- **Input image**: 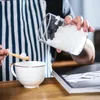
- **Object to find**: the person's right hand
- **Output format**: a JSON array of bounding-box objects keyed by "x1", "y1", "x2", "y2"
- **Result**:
[{"x1": 0, "y1": 45, "x2": 9, "y2": 65}]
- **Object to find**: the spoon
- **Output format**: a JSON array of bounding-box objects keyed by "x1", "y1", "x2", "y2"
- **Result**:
[{"x1": 8, "y1": 51, "x2": 30, "y2": 61}]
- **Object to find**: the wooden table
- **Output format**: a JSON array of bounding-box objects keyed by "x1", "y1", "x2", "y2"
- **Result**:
[
  {"x1": 52, "y1": 60, "x2": 79, "y2": 68},
  {"x1": 0, "y1": 78, "x2": 100, "y2": 100}
]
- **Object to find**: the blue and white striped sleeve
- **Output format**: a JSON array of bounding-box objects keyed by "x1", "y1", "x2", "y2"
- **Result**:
[{"x1": 62, "y1": 0, "x2": 75, "y2": 18}]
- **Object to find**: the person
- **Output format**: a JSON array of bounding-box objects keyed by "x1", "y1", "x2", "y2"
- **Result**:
[
  {"x1": 46, "y1": 0, "x2": 95, "y2": 64},
  {"x1": 0, "y1": 0, "x2": 95, "y2": 81}
]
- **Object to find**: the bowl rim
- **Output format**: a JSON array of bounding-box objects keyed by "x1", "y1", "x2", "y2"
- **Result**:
[{"x1": 13, "y1": 61, "x2": 46, "y2": 68}]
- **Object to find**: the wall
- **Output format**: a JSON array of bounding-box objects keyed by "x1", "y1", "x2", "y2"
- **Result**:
[
  {"x1": 83, "y1": 0, "x2": 100, "y2": 29},
  {"x1": 69, "y1": 0, "x2": 100, "y2": 41},
  {"x1": 70, "y1": 0, "x2": 100, "y2": 29}
]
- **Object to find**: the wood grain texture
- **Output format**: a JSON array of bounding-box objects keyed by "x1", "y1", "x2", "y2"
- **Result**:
[
  {"x1": 0, "y1": 78, "x2": 100, "y2": 100},
  {"x1": 52, "y1": 61, "x2": 80, "y2": 68}
]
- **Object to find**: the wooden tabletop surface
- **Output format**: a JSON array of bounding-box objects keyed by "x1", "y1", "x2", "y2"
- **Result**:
[
  {"x1": 1, "y1": 78, "x2": 100, "y2": 100},
  {"x1": 52, "y1": 60, "x2": 79, "y2": 68}
]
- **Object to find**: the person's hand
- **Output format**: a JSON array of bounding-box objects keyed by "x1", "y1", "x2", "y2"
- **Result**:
[
  {"x1": 56, "y1": 15, "x2": 95, "y2": 53},
  {"x1": 0, "y1": 45, "x2": 9, "y2": 65},
  {"x1": 64, "y1": 15, "x2": 94, "y2": 32}
]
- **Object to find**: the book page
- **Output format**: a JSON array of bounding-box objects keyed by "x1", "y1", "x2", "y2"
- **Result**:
[{"x1": 62, "y1": 71, "x2": 100, "y2": 88}]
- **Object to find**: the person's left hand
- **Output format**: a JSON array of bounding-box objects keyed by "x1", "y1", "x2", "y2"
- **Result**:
[{"x1": 56, "y1": 16, "x2": 95, "y2": 53}]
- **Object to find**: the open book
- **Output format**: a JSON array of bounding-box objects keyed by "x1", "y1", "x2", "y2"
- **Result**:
[{"x1": 52, "y1": 63, "x2": 100, "y2": 94}]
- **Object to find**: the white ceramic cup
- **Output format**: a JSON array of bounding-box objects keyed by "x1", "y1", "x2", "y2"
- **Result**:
[{"x1": 10, "y1": 61, "x2": 45, "y2": 88}]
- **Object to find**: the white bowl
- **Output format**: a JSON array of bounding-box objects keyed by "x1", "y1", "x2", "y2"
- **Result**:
[{"x1": 11, "y1": 61, "x2": 45, "y2": 88}]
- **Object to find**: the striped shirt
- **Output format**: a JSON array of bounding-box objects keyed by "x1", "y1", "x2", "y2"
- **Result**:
[{"x1": 0, "y1": 0, "x2": 52, "y2": 81}]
